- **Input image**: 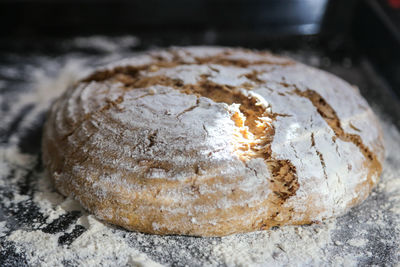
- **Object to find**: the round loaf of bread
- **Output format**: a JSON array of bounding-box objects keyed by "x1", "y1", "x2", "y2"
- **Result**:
[{"x1": 42, "y1": 47, "x2": 384, "y2": 236}]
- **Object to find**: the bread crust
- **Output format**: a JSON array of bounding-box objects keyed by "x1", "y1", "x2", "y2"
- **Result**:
[{"x1": 42, "y1": 47, "x2": 384, "y2": 236}]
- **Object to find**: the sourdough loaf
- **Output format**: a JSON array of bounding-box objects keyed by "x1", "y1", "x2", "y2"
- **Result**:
[{"x1": 42, "y1": 47, "x2": 384, "y2": 236}]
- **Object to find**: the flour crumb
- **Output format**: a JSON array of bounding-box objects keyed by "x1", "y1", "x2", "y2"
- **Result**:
[{"x1": 347, "y1": 238, "x2": 368, "y2": 248}]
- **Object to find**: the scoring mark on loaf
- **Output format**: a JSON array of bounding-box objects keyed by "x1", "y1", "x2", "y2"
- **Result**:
[
  {"x1": 60, "y1": 87, "x2": 125, "y2": 141},
  {"x1": 311, "y1": 132, "x2": 328, "y2": 180}
]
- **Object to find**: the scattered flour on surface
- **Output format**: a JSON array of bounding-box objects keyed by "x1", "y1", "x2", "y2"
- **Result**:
[
  {"x1": 8, "y1": 215, "x2": 161, "y2": 267},
  {"x1": 211, "y1": 221, "x2": 336, "y2": 266},
  {"x1": 0, "y1": 47, "x2": 399, "y2": 266},
  {"x1": 347, "y1": 238, "x2": 368, "y2": 248},
  {"x1": 0, "y1": 221, "x2": 8, "y2": 238}
]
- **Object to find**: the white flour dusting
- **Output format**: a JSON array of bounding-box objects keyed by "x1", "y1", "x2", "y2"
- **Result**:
[
  {"x1": 347, "y1": 238, "x2": 368, "y2": 248},
  {"x1": 0, "y1": 221, "x2": 8, "y2": 238},
  {"x1": 8, "y1": 216, "x2": 162, "y2": 267},
  {"x1": 0, "y1": 47, "x2": 399, "y2": 266},
  {"x1": 211, "y1": 221, "x2": 336, "y2": 266}
]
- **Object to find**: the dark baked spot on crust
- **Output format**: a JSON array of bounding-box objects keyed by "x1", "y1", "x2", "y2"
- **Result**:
[
  {"x1": 267, "y1": 159, "x2": 299, "y2": 201},
  {"x1": 147, "y1": 130, "x2": 158, "y2": 148},
  {"x1": 242, "y1": 70, "x2": 263, "y2": 82},
  {"x1": 349, "y1": 122, "x2": 361, "y2": 132}
]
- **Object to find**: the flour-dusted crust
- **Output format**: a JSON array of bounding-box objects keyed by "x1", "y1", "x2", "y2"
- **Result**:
[{"x1": 42, "y1": 47, "x2": 384, "y2": 236}]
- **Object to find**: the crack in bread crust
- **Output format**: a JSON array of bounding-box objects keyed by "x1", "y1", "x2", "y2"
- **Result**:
[
  {"x1": 311, "y1": 132, "x2": 328, "y2": 180},
  {"x1": 292, "y1": 88, "x2": 382, "y2": 204},
  {"x1": 60, "y1": 91, "x2": 125, "y2": 141},
  {"x1": 292, "y1": 89, "x2": 381, "y2": 175}
]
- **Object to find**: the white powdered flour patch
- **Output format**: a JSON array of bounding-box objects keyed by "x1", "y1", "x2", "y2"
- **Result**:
[
  {"x1": 211, "y1": 221, "x2": 336, "y2": 266},
  {"x1": 347, "y1": 238, "x2": 368, "y2": 248},
  {"x1": 8, "y1": 216, "x2": 161, "y2": 267},
  {"x1": 1, "y1": 58, "x2": 92, "y2": 150},
  {"x1": 0, "y1": 146, "x2": 36, "y2": 205},
  {"x1": 0, "y1": 221, "x2": 8, "y2": 237},
  {"x1": 33, "y1": 172, "x2": 66, "y2": 224}
]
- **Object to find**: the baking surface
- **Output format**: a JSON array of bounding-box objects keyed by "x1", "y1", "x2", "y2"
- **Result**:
[{"x1": 0, "y1": 37, "x2": 399, "y2": 266}]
